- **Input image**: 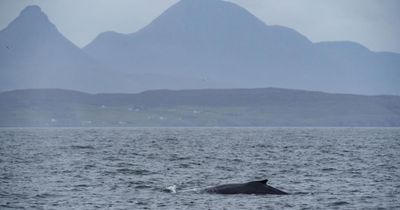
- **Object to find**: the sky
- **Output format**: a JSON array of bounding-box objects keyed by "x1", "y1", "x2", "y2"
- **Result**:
[{"x1": 0, "y1": 0, "x2": 399, "y2": 53}]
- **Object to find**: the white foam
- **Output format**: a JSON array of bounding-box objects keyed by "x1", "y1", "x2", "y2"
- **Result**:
[{"x1": 166, "y1": 185, "x2": 177, "y2": 194}]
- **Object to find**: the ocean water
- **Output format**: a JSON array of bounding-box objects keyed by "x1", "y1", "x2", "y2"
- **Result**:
[{"x1": 0, "y1": 127, "x2": 399, "y2": 209}]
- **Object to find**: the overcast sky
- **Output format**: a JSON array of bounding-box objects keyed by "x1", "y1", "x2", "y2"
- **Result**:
[{"x1": 0, "y1": 0, "x2": 399, "y2": 53}]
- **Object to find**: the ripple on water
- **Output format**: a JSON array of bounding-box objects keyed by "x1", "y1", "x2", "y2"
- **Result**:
[
  {"x1": 321, "y1": 167, "x2": 337, "y2": 172},
  {"x1": 116, "y1": 168, "x2": 153, "y2": 176},
  {"x1": 70, "y1": 145, "x2": 95, "y2": 150},
  {"x1": 0, "y1": 127, "x2": 399, "y2": 209},
  {"x1": 330, "y1": 201, "x2": 350, "y2": 206}
]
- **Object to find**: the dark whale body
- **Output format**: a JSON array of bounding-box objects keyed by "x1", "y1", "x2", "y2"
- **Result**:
[{"x1": 204, "y1": 179, "x2": 288, "y2": 195}]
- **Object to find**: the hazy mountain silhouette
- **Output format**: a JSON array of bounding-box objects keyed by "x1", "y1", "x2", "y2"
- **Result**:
[
  {"x1": 0, "y1": 5, "x2": 220, "y2": 92},
  {"x1": 0, "y1": 6, "x2": 137, "y2": 92},
  {"x1": 84, "y1": 0, "x2": 400, "y2": 95},
  {"x1": 1, "y1": 1, "x2": 399, "y2": 94}
]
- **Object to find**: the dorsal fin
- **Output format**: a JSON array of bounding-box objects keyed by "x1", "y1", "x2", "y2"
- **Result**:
[{"x1": 257, "y1": 179, "x2": 268, "y2": 185}]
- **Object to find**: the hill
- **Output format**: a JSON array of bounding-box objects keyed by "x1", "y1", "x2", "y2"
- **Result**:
[
  {"x1": 0, "y1": 6, "x2": 131, "y2": 93},
  {"x1": 1, "y1": 0, "x2": 399, "y2": 94},
  {"x1": 1, "y1": 88, "x2": 399, "y2": 126},
  {"x1": 84, "y1": 0, "x2": 400, "y2": 95}
]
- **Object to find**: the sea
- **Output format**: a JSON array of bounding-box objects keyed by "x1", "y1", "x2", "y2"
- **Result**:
[{"x1": 0, "y1": 127, "x2": 399, "y2": 209}]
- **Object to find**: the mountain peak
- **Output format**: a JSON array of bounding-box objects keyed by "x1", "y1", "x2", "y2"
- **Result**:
[
  {"x1": 178, "y1": 0, "x2": 225, "y2": 5},
  {"x1": 172, "y1": 0, "x2": 249, "y2": 16},
  {"x1": 1, "y1": 5, "x2": 57, "y2": 36},
  {"x1": 138, "y1": 0, "x2": 269, "y2": 38},
  {"x1": 20, "y1": 5, "x2": 43, "y2": 15},
  {"x1": 18, "y1": 5, "x2": 48, "y2": 22}
]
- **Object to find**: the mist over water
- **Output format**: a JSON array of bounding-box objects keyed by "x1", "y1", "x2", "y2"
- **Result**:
[{"x1": 0, "y1": 127, "x2": 399, "y2": 209}]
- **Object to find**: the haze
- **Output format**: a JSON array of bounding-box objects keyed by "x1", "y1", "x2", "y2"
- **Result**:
[{"x1": 0, "y1": 0, "x2": 399, "y2": 53}]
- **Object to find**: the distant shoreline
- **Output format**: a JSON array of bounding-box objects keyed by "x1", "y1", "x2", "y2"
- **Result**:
[{"x1": 1, "y1": 88, "x2": 400, "y2": 127}]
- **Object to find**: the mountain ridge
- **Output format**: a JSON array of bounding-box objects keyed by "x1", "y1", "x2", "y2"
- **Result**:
[
  {"x1": 0, "y1": 5, "x2": 111, "y2": 92},
  {"x1": 1, "y1": 0, "x2": 399, "y2": 94},
  {"x1": 83, "y1": 0, "x2": 400, "y2": 95},
  {"x1": 1, "y1": 87, "x2": 399, "y2": 127}
]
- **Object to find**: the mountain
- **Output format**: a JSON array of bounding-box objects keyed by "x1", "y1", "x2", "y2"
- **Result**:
[
  {"x1": 1, "y1": 88, "x2": 399, "y2": 127},
  {"x1": 0, "y1": 6, "x2": 122, "y2": 92},
  {"x1": 1, "y1": 1, "x2": 399, "y2": 94},
  {"x1": 84, "y1": 0, "x2": 400, "y2": 95}
]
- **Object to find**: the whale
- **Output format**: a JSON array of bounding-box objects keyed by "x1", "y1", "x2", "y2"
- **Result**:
[{"x1": 203, "y1": 179, "x2": 288, "y2": 195}]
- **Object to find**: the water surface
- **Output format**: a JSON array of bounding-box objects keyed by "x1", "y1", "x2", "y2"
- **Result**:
[{"x1": 0, "y1": 127, "x2": 399, "y2": 209}]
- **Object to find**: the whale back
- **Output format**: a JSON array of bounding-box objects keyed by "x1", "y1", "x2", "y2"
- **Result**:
[
  {"x1": 251, "y1": 179, "x2": 268, "y2": 185},
  {"x1": 204, "y1": 179, "x2": 287, "y2": 195}
]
